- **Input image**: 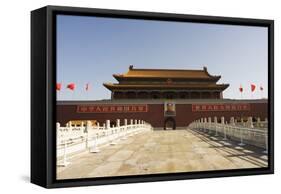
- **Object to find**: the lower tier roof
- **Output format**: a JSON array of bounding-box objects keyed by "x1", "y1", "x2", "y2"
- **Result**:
[{"x1": 103, "y1": 83, "x2": 229, "y2": 91}]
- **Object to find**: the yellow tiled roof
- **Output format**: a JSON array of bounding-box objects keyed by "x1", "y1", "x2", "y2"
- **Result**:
[{"x1": 114, "y1": 66, "x2": 220, "y2": 79}]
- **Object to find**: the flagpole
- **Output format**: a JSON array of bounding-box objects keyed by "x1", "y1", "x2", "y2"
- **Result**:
[
  {"x1": 56, "y1": 83, "x2": 62, "y2": 101},
  {"x1": 85, "y1": 83, "x2": 89, "y2": 101},
  {"x1": 250, "y1": 84, "x2": 256, "y2": 99},
  {"x1": 67, "y1": 83, "x2": 76, "y2": 101},
  {"x1": 239, "y1": 84, "x2": 243, "y2": 100},
  {"x1": 72, "y1": 90, "x2": 74, "y2": 101},
  {"x1": 87, "y1": 83, "x2": 90, "y2": 101},
  {"x1": 70, "y1": 87, "x2": 73, "y2": 101},
  {"x1": 260, "y1": 85, "x2": 263, "y2": 99}
]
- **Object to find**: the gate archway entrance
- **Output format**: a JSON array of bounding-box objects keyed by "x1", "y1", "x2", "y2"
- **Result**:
[{"x1": 164, "y1": 117, "x2": 176, "y2": 130}]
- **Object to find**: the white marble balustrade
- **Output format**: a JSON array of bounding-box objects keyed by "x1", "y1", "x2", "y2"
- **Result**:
[
  {"x1": 188, "y1": 116, "x2": 268, "y2": 152},
  {"x1": 56, "y1": 119, "x2": 153, "y2": 167}
]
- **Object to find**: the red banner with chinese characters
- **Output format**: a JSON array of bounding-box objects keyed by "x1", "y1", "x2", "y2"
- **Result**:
[
  {"x1": 77, "y1": 104, "x2": 148, "y2": 113},
  {"x1": 192, "y1": 104, "x2": 250, "y2": 112}
]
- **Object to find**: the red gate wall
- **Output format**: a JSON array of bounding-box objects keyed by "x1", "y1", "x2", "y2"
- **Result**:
[{"x1": 57, "y1": 100, "x2": 268, "y2": 128}]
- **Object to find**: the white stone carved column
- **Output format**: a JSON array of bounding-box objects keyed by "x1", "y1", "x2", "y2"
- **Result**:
[{"x1": 106, "y1": 120, "x2": 110, "y2": 129}]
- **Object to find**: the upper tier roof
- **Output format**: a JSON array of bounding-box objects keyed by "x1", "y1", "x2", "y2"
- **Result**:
[{"x1": 113, "y1": 65, "x2": 221, "y2": 80}]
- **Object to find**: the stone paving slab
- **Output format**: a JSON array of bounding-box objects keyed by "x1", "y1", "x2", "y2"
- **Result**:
[{"x1": 57, "y1": 129, "x2": 268, "y2": 180}]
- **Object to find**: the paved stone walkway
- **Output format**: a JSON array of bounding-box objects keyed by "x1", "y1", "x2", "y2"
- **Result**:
[{"x1": 57, "y1": 129, "x2": 268, "y2": 180}]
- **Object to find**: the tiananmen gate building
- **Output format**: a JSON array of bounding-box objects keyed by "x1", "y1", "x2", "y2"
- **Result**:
[
  {"x1": 57, "y1": 66, "x2": 268, "y2": 129},
  {"x1": 103, "y1": 65, "x2": 229, "y2": 100}
]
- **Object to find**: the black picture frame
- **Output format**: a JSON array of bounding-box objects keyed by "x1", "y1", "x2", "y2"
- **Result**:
[{"x1": 31, "y1": 5, "x2": 274, "y2": 188}]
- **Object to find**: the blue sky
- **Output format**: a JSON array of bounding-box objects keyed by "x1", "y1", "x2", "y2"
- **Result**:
[{"x1": 56, "y1": 15, "x2": 268, "y2": 101}]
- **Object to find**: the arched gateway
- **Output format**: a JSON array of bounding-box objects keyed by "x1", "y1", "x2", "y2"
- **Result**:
[{"x1": 164, "y1": 117, "x2": 176, "y2": 130}]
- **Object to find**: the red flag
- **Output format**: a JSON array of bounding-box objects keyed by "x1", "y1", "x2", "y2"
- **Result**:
[
  {"x1": 67, "y1": 83, "x2": 75, "y2": 91},
  {"x1": 56, "y1": 83, "x2": 62, "y2": 91},
  {"x1": 251, "y1": 84, "x2": 256, "y2": 92},
  {"x1": 239, "y1": 85, "x2": 243, "y2": 93},
  {"x1": 85, "y1": 83, "x2": 89, "y2": 91},
  {"x1": 260, "y1": 86, "x2": 264, "y2": 91}
]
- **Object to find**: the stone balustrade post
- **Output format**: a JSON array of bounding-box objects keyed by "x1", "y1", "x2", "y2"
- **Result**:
[
  {"x1": 106, "y1": 120, "x2": 110, "y2": 129},
  {"x1": 221, "y1": 117, "x2": 225, "y2": 124},
  {"x1": 124, "y1": 119, "x2": 127, "y2": 126},
  {"x1": 97, "y1": 122, "x2": 99, "y2": 128},
  {"x1": 214, "y1": 117, "x2": 217, "y2": 123},
  {"x1": 86, "y1": 121, "x2": 91, "y2": 132},
  {"x1": 241, "y1": 118, "x2": 245, "y2": 126},
  {"x1": 84, "y1": 121, "x2": 89, "y2": 147},
  {"x1": 56, "y1": 122, "x2": 60, "y2": 129},
  {"x1": 207, "y1": 117, "x2": 212, "y2": 133},
  {"x1": 130, "y1": 119, "x2": 133, "y2": 125},
  {"x1": 214, "y1": 117, "x2": 218, "y2": 136},
  {"x1": 223, "y1": 121, "x2": 227, "y2": 140},
  {"x1": 203, "y1": 118, "x2": 207, "y2": 132},
  {"x1": 247, "y1": 117, "x2": 254, "y2": 128},
  {"x1": 116, "y1": 119, "x2": 120, "y2": 127},
  {"x1": 230, "y1": 117, "x2": 235, "y2": 125},
  {"x1": 122, "y1": 119, "x2": 128, "y2": 140},
  {"x1": 135, "y1": 119, "x2": 138, "y2": 125},
  {"x1": 69, "y1": 121, "x2": 72, "y2": 129},
  {"x1": 257, "y1": 117, "x2": 261, "y2": 127}
]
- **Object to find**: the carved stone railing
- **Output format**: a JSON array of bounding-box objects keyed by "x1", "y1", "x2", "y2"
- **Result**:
[
  {"x1": 188, "y1": 116, "x2": 268, "y2": 153},
  {"x1": 56, "y1": 119, "x2": 153, "y2": 167}
]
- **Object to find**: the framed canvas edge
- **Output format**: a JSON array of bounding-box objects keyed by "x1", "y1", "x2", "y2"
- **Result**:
[
  {"x1": 31, "y1": 6, "x2": 48, "y2": 188},
  {"x1": 31, "y1": 5, "x2": 274, "y2": 188}
]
